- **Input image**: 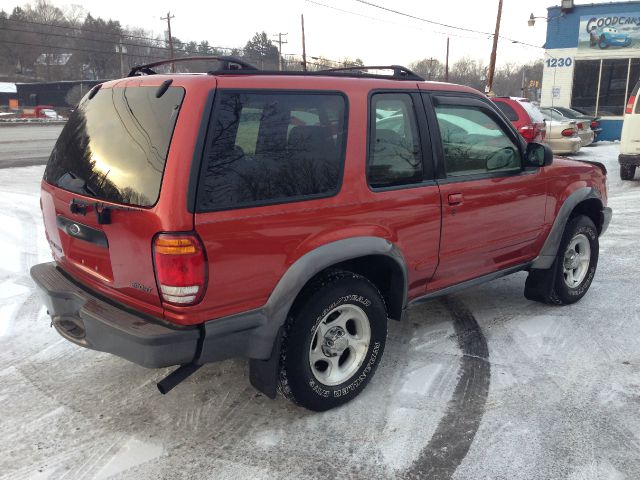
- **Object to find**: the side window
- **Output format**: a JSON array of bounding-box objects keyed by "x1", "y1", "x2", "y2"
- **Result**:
[
  {"x1": 493, "y1": 101, "x2": 519, "y2": 121},
  {"x1": 435, "y1": 105, "x2": 521, "y2": 177},
  {"x1": 368, "y1": 93, "x2": 423, "y2": 188},
  {"x1": 198, "y1": 92, "x2": 347, "y2": 210}
]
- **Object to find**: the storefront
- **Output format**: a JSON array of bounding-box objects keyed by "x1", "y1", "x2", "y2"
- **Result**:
[{"x1": 541, "y1": 1, "x2": 640, "y2": 140}]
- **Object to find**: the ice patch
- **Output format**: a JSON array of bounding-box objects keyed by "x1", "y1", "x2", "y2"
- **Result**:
[
  {"x1": 567, "y1": 461, "x2": 625, "y2": 480},
  {"x1": 0, "y1": 302, "x2": 19, "y2": 337},
  {"x1": 93, "y1": 437, "x2": 164, "y2": 479},
  {"x1": 400, "y1": 363, "x2": 444, "y2": 396}
]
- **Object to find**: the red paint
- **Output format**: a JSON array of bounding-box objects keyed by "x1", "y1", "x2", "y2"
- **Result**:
[
  {"x1": 38, "y1": 74, "x2": 608, "y2": 326},
  {"x1": 492, "y1": 97, "x2": 546, "y2": 143}
]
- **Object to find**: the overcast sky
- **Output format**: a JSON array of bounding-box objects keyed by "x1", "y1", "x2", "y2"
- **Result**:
[{"x1": 2, "y1": 0, "x2": 627, "y2": 66}]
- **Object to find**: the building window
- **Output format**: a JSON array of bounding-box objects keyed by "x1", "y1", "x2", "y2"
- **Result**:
[
  {"x1": 571, "y1": 58, "x2": 640, "y2": 117},
  {"x1": 571, "y1": 60, "x2": 600, "y2": 115},
  {"x1": 599, "y1": 59, "x2": 630, "y2": 116}
]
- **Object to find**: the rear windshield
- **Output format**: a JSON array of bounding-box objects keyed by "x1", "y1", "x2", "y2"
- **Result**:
[
  {"x1": 44, "y1": 86, "x2": 185, "y2": 207},
  {"x1": 519, "y1": 101, "x2": 545, "y2": 123}
]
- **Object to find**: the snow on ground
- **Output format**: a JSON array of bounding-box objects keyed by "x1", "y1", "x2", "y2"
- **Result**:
[{"x1": 1, "y1": 143, "x2": 639, "y2": 479}]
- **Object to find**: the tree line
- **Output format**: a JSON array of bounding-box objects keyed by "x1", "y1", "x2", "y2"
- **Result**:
[{"x1": 0, "y1": 0, "x2": 541, "y2": 98}]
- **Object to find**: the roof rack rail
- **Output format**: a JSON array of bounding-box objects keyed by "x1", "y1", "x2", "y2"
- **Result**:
[
  {"x1": 127, "y1": 56, "x2": 258, "y2": 77},
  {"x1": 315, "y1": 65, "x2": 424, "y2": 81}
]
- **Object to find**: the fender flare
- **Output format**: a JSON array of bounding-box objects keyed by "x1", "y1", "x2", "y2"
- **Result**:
[
  {"x1": 248, "y1": 236, "x2": 408, "y2": 397},
  {"x1": 531, "y1": 186, "x2": 603, "y2": 270}
]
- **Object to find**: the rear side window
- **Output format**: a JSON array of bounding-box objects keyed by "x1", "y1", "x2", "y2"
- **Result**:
[
  {"x1": 493, "y1": 101, "x2": 519, "y2": 121},
  {"x1": 197, "y1": 92, "x2": 347, "y2": 211},
  {"x1": 368, "y1": 93, "x2": 424, "y2": 188},
  {"x1": 44, "y1": 86, "x2": 184, "y2": 207},
  {"x1": 519, "y1": 101, "x2": 545, "y2": 123}
]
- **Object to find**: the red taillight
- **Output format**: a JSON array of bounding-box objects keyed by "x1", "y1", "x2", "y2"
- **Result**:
[
  {"x1": 591, "y1": 120, "x2": 599, "y2": 129},
  {"x1": 153, "y1": 233, "x2": 207, "y2": 306},
  {"x1": 576, "y1": 122, "x2": 584, "y2": 130},
  {"x1": 626, "y1": 95, "x2": 636, "y2": 114},
  {"x1": 561, "y1": 128, "x2": 577, "y2": 137},
  {"x1": 519, "y1": 124, "x2": 535, "y2": 141}
]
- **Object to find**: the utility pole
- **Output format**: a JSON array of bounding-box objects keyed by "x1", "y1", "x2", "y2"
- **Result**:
[
  {"x1": 272, "y1": 32, "x2": 288, "y2": 71},
  {"x1": 428, "y1": 57, "x2": 434, "y2": 80},
  {"x1": 486, "y1": 0, "x2": 503, "y2": 96},
  {"x1": 161, "y1": 11, "x2": 175, "y2": 73},
  {"x1": 445, "y1": 37, "x2": 450, "y2": 82},
  {"x1": 117, "y1": 40, "x2": 126, "y2": 78},
  {"x1": 301, "y1": 14, "x2": 307, "y2": 72}
]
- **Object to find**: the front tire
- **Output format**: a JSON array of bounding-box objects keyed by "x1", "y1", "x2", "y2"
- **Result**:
[
  {"x1": 525, "y1": 215, "x2": 599, "y2": 305},
  {"x1": 278, "y1": 271, "x2": 387, "y2": 411},
  {"x1": 620, "y1": 164, "x2": 636, "y2": 180}
]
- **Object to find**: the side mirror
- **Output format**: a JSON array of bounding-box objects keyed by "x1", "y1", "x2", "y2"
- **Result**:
[{"x1": 525, "y1": 142, "x2": 553, "y2": 167}]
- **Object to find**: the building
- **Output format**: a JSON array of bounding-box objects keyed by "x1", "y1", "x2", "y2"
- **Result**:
[
  {"x1": 541, "y1": 1, "x2": 640, "y2": 140},
  {"x1": 16, "y1": 80, "x2": 103, "y2": 109}
]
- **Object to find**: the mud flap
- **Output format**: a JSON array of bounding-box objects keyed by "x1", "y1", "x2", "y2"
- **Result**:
[{"x1": 249, "y1": 326, "x2": 284, "y2": 399}]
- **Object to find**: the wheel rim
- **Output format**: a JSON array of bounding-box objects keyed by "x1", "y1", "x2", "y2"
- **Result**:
[
  {"x1": 308, "y1": 304, "x2": 372, "y2": 387},
  {"x1": 562, "y1": 233, "x2": 591, "y2": 288}
]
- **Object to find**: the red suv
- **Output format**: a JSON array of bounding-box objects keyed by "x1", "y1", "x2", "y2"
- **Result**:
[
  {"x1": 31, "y1": 57, "x2": 611, "y2": 411},
  {"x1": 492, "y1": 96, "x2": 547, "y2": 143}
]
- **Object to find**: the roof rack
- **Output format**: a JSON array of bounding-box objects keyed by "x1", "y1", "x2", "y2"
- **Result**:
[
  {"x1": 128, "y1": 56, "x2": 258, "y2": 77},
  {"x1": 314, "y1": 65, "x2": 424, "y2": 81}
]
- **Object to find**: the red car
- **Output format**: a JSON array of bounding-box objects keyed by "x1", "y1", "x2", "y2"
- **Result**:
[
  {"x1": 492, "y1": 96, "x2": 547, "y2": 143},
  {"x1": 31, "y1": 58, "x2": 611, "y2": 411}
]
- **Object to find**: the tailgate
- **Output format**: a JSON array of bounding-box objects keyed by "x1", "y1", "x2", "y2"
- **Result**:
[{"x1": 40, "y1": 83, "x2": 186, "y2": 312}]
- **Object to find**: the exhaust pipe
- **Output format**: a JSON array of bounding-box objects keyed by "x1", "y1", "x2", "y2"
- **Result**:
[{"x1": 157, "y1": 363, "x2": 203, "y2": 394}]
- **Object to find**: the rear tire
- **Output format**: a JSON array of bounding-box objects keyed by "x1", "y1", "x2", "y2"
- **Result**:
[
  {"x1": 620, "y1": 164, "x2": 636, "y2": 180},
  {"x1": 525, "y1": 215, "x2": 599, "y2": 305},
  {"x1": 278, "y1": 271, "x2": 387, "y2": 411}
]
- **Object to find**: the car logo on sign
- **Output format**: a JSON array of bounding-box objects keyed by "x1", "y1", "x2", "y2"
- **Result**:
[{"x1": 68, "y1": 224, "x2": 81, "y2": 236}]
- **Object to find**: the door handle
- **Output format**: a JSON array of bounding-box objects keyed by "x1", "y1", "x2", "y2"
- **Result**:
[{"x1": 448, "y1": 193, "x2": 464, "y2": 206}]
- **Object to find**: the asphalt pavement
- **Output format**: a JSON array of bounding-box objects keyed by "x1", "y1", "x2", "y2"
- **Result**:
[{"x1": 0, "y1": 124, "x2": 63, "y2": 169}]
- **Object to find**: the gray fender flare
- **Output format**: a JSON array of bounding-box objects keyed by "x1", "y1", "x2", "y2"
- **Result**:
[
  {"x1": 247, "y1": 237, "x2": 407, "y2": 397},
  {"x1": 531, "y1": 187, "x2": 603, "y2": 270}
]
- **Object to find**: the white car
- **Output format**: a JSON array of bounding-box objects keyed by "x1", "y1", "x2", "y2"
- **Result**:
[{"x1": 620, "y1": 79, "x2": 640, "y2": 180}]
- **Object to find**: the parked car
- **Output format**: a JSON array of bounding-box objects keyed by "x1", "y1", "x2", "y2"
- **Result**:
[
  {"x1": 591, "y1": 27, "x2": 632, "y2": 49},
  {"x1": 491, "y1": 97, "x2": 547, "y2": 143},
  {"x1": 542, "y1": 106, "x2": 602, "y2": 140},
  {"x1": 543, "y1": 118, "x2": 581, "y2": 155},
  {"x1": 619, "y1": 79, "x2": 640, "y2": 180},
  {"x1": 540, "y1": 107, "x2": 594, "y2": 147},
  {"x1": 21, "y1": 105, "x2": 58, "y2": 119},
  {"x1": 30, "y1": 57, "x2": 612, "y2": 411}
]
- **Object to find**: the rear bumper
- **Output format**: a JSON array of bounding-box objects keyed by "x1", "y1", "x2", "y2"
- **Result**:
[
  {"x1": 30, "y1": 262, "x2": 270, "y2": 368},
  {"x1": 619, "y1": 154, "x2": 640, "y2": 167},
  {"x1": 30, "y1": 263, "x2": 200, "y2": 368}
]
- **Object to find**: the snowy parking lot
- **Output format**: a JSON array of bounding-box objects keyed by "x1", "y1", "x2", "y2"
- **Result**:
[{"x1": 1, "y1": 142, "x2": 639, "y2": 479}]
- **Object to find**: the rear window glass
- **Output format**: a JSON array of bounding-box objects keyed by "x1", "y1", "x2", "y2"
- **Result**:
[
  {"x1": 493, "y1": 101, "x2": 519, "y2": 121},
  {"x1": 44, "y1": 86, "x2": 184, "y2": 207},
  {"x1": 519, "y1": 101, "x2": 545, "y2": 123},
  {"x1": 197, "y1": 92, "x2": 347, "y2": 211}
]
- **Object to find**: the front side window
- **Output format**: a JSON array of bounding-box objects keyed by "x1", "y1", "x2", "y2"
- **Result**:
[
  {"x1": 435, "y1": 105, "x2": 521, "y2": 177},
  {"x1": 198, "y1": 92, "x2": 347, "y2": 210},
  {"x1": 368, "y1": 93, "x2": 423, "y2": 188}
]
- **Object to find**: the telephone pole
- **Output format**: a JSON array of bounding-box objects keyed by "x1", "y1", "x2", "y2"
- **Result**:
[
  {"x1": 160, "y1": 11, "x2": 175, "y2": 73},
  {"x1": 486, "y1": 0, "x2": 503, "y2": 96},
  {"x1": 445, "y1": 37, "x2": 450, "y2": 82},
  {"x1": 301, "y1": 14, "x2": 307, "y2": 72},
  {"x1": 272, "y1": 32, "x2": 288, "y2": 71}
]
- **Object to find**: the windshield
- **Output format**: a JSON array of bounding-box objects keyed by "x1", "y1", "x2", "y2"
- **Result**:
[{"x1": 44, "y1": 86, "x2": 184, "y2": 207}]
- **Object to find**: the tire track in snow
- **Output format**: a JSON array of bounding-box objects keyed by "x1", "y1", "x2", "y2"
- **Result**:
[{"x1": 403, "y1": 296, "x2": 491, "y2": 480}]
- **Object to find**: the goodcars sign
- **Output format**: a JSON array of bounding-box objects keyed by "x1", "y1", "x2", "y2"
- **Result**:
[{"x1": 578, "y1": 12, "x2": 640, "y2": 53}]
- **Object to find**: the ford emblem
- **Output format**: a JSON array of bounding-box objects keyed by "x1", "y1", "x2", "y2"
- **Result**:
[{"x1": 68, "y1": 224, "x2": 81, "y2": 236}]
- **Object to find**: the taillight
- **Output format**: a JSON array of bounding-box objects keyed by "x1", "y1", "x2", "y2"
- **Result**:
[
  {"x1": 590, "y1": 120, "x2": 599, "y2": 129},
  {"x1": 153, "y1": 233, "x2": 207, "y2": 306},
  {"x1": 561, "y1": 128, "x2": 577, "y2": 137},
  {"x1": 626, "y1": 95, "x2": 636, "y2": 114},
  {"x1": 519, "y1": 124, "x2": 535, "y2": 141},
  {"x1": 576, "y1": 122, "x2": 584, "y2": 130}
]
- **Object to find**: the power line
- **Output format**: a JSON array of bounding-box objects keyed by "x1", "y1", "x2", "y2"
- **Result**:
[{"x1": 353, "y1": 0, "x2": 543, "y2": 49}]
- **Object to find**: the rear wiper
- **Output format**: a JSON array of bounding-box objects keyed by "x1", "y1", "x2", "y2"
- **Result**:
[{"x1": 56, "y1": 172, "x2": 98, "y2": 197}]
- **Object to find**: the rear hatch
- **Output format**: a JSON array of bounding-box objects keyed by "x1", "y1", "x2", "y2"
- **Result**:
[{"x1": 40, "y1": 82, "x2": 186, "y2": 316}]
